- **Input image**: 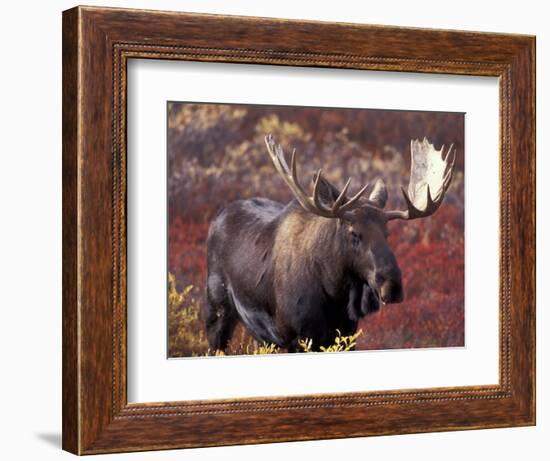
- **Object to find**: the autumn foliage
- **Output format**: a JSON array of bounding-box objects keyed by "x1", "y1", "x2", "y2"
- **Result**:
[{"x1": 168, "y1": 102, "x2": 464, "y2": 357}]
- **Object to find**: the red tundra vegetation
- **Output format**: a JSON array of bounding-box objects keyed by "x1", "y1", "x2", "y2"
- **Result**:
[{"x1": 167, "y1": 102, "x2": 464, "y2": 357}]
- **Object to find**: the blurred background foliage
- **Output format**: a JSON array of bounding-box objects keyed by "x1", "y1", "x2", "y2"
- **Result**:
[{"x1": 167, "y1": 102, "x2": 464, "y2": 357}]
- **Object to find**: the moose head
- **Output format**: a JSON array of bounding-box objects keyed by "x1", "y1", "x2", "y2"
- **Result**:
[{"x1": 264, "y1": 135, "x2": 456, "y2": 307}]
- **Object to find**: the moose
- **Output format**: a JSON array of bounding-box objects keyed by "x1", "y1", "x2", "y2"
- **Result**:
[{"x1": 205, "y1": 135, "x2": 456, "y2": 352}]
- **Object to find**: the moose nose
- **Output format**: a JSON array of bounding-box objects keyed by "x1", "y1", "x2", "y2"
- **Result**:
[{"x1": 380, "y1": 280, "x2": 404, "y2": 304}]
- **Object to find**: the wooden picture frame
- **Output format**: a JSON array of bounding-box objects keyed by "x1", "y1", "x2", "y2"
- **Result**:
[{"x1": 62, "y1": 5, "x2": 535, "y2": 455}]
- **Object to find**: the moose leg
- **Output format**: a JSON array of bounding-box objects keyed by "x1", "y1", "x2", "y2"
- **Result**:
[
  {"x1": 286, "y1": 338, "x2": 300, "y2": 353},
  {"x1": 336, "y1": 322, "x2": 360, "y2": 351},
  {"x1": 205, "y1": 273, "x2": 237, "y2": 352}
]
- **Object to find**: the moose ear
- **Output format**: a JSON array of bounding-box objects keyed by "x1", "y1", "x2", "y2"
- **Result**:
[
  {"x1": 368, "y1": 178, "x2": 388, "y2": 208},
  {"x1": 313, "y1": 174, "x2": 341, "y2": 204}
]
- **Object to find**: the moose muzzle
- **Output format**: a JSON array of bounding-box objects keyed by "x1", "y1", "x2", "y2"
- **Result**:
[{"x1": 380, "y1": 279, "x2": 404, "y2": 304}]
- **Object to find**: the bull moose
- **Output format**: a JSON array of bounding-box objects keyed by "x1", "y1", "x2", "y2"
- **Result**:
[{"x1": 205, "y1": 135, "x2": 456, "y2": 352}]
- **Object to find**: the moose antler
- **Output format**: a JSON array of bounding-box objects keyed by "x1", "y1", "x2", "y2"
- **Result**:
[
  {"x1": 265, "y1": 134, "x2": 369, "y2": 219},
  {"x1": 385, "y1": 138, "x2": 456, "y2": 221}
]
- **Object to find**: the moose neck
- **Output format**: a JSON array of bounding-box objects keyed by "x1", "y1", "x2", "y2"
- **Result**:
[{"x1": 275, "y1": 208, "x2": 348, "y2": 297}]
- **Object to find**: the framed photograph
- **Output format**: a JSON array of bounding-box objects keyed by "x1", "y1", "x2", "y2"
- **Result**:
[{"x1": 62, "y1": 5, "x2": 535, "y2": 454}]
